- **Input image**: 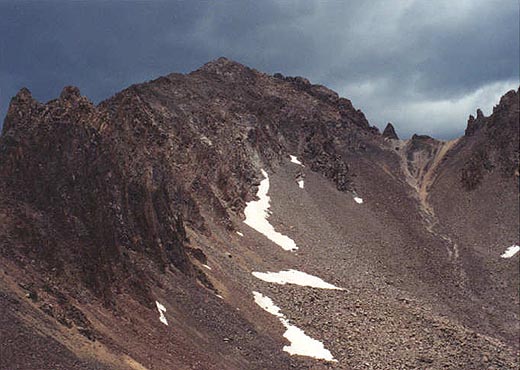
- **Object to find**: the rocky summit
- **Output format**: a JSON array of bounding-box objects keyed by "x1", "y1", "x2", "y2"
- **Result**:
[
  {"x1": 0, "y1": 58, "x2": 518, "y2": 370},
  {"x1": 382, "y1": 123, "x2": 399, "y2": 140}
]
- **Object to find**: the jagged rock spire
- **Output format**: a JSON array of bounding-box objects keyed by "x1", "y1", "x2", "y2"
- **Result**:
[
  {"x1": 382, "y1": 122, "x2": 399, "y2": 140},
  {"x1": 59, "y1": 85, "x2": 82, "y2": 101}
]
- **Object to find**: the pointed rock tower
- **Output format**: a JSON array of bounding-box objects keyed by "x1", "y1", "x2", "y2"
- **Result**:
[{"x1": 382, "y1": 122, "x2": 399, "y2": 140}]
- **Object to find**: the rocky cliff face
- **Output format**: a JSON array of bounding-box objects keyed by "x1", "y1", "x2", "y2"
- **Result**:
[
  {"x1": 0, "y1": 59, "x2": 518, "y2": 370},
  {"x1": 0, "y1": 86, "x2": 195, "y2": 305},
  {"x1": 459, "y1": 89, "x2": 519, "y2": 190}
]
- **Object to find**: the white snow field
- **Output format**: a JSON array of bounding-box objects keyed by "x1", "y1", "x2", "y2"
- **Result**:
[
  {"x1": 243, "y1": 169, "x2": 298, "y2": 251},
  {"x1": 155, "y1": 301, "x2": 168, "y2": 326},
  {"x1": 253, "y1": 291, "x2": 337, "y2": 362},
  {"x1": 289, "y1": 155, "x2": 303, "y2": 166},
  {"x1": 252, "y1": 269, "x2": 343, "y2": 290},
  {"x1": 501, "y1": 245, "x2": 520, "y2": 258},
  {"x1": 297, "y1": 179, "x2": 304, "y2": 189},
  {"x1": 354, "y1": 196, "x2": 363, "y2": 204}
]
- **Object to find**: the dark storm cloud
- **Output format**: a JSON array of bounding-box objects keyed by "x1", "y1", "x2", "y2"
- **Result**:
[{"x1": 1, "y1": 1, "x2": 518, "y2": 138}]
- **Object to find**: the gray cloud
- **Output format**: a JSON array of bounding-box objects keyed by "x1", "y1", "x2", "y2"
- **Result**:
[{"x1": 1, "y1": 0, "x2": 518, "y2": 138}]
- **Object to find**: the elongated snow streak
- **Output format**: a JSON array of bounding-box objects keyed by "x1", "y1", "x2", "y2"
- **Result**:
[
  {"x1": 354, "y1": 196, "x2": 363, "y2": 204},
  {"x1": 236, "y1": 231, "x2": 244, "y2": 237},
  {"x1": 252, "y1": 292, "x2": 337, "y2": 362},
  {"x1": 252, "y1": 270, "x2": 343, "y2": 290},
  {"x1": 290, "y1": 155, "x2": 303, "y2": 166},
  {"x1": 298, "y1": 179, "x2": 304, "y2": 189},
  {"x1": 243, "y1": 170, "x2": 298, "y2": 251},
  {"x1": 501, "y1": 245, "x2": 520, "y2": 258},
  {"x1": 253, "y1": 291, "x2": 284, "y2": 317},
  {"x1": 155, "y1": 301, "x2": 168, "y2": 326},
  {"x1": 202, "y1": 264, "x2": 212, "y2": 270}
]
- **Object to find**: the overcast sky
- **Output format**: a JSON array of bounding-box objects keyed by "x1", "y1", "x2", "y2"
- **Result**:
[{"x1": 1, "y1": 1, "x2": 518, "y2": 139}]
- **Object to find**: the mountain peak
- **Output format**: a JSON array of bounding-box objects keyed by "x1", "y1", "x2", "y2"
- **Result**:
[
  {"x1": 465, "y1": 87, "x2": 519, "y2": 136},
  {"x1": 59, "y1": 85, "x2": 82, "y2": 101},
  {"x1": 382, "y1": 122, "x2": 399, "y2": 140},
  {"x1": 208, "y1": 56, "x2": 234, "y2": 65},
  {"x1": 196, "y1": 57, "x2": 253, "y2": 75},
  {"x1": 494, "y1": 87, "x2": 519, "y2": 114},
  {"x1": 14, "y1": 87, "x2": 34, "y2": 101},
  {"x1": 2, "y1": 87, "x2": 41, "y2": 134}
]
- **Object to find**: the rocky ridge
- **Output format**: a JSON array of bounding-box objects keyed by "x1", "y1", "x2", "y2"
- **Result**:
[{"x1": 0, "y1": 58, "x2": 518, "y2": 369}]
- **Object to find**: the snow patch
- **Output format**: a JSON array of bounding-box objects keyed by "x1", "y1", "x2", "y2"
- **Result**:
[
  {"x1": 298, "y1": 179, "x2": 304, "y2": 189},
  {"x1": 243, "y1": 170, "x2": 298, "y2": 251},
  {"x1": 280, "y1": 318, "x2": 336, "y2": 361},
  {"x1": 501, "y1": 245, "x2": 520, "y2": 258},
  {"x1": 289, "y1": 155, "x2": 303, "y2": 166},
  {"x1": 155, "y1": 301, "x2": 168, "y2": 326},
  {"x1": 253, "y1": 291, "x2": 284, "y2": 318},
  {"x1": 354, "y1": 196, "x2": 363, "y2": 204},
  {"x1": 236, "y1": 231, "x2": 244, "y2": 237},
  {"x1": 202, "y1": 264, "x2": 212, "y2": 270},
  {"x1": 252, "y1": 269, "x2": 343, "y2": 290},
  {"x1": 253, "y1": 292, "x2": 336, "y2": 362}
]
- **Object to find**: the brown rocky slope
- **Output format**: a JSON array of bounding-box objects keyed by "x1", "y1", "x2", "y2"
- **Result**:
[{"x1": 0, "y1": 58, "x2": 518, "y2": 369}]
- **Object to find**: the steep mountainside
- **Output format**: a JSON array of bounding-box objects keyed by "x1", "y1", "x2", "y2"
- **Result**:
[
  {"x1": 0, "y1": 58, "x2": 518, "y2": 370},
  {"x1": 427, "y1": 89, "x2": 520, "y2": 345}
]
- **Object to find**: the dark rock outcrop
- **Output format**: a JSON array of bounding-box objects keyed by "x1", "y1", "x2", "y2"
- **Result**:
[
  {"x1": 464, "y1": 109, "x2": 486, "y2": 136},
  {"x1": 0, "y1": 87, "x2": 194, "y2": 304},
  {"x1": 461, "y1": 88, "x2": 519, "y2": 190},
  {"x1": 382, "y1": 122, "x2": 399, "y2": 140}
]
